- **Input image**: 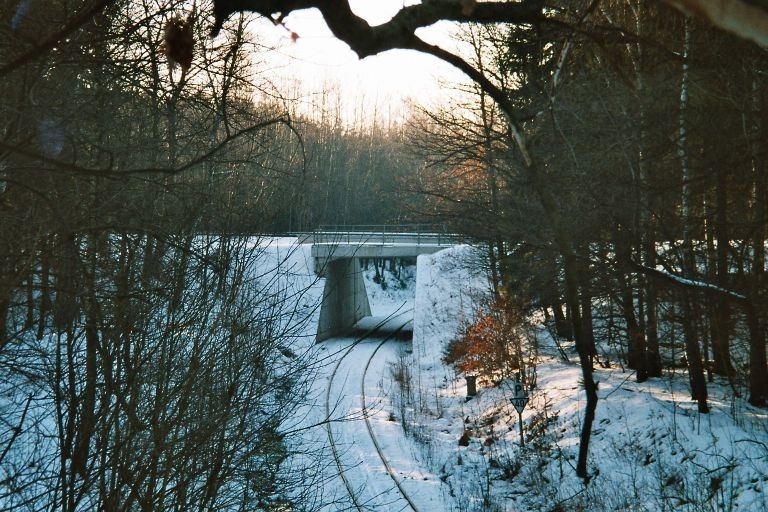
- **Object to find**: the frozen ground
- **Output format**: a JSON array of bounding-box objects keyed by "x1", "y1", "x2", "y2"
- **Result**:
[
  {"x1": 398, "y1": 247, "x2": 768, "y2": 512},
  {"x1": 264, "y1": 239, "x2": 768, "y2": 511},
  {"x1": 262, "y1": 240, "x2": 449, "y2": 509}
]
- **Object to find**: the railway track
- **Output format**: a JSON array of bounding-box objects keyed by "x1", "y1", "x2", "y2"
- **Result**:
[
  {"x1": 324, "y1": 314, "x2": 420, "y2": 512},
  {"x1": 361, "y1": 337, "x2": 421, "y2": 512}
]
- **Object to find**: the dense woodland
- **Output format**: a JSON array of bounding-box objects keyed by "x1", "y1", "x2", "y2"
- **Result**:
[
  {"x1": 409, "y1": 8, "x2": 767, "y2": 408},
  {"x1": 1, "y1": 0, "x2": 767, "y2": 509},
  {"x1": 0, "y1": 1, "x2": 327, "y2": 509},
  {"x1": 400, "y1": 3, "x2": 768, "y2": 479}
]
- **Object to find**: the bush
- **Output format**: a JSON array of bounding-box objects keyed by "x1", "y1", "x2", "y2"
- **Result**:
[{"x1": 443, "y1": 298, "x2": 537, "y2": 385}]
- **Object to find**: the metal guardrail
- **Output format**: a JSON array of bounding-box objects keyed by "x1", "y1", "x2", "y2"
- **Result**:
[
  {"x1": 316, "y1": 224, "x2": 446, "y2": 233},
  {"x1": 312, "y1": 224, "x2": 455, "y2": 247}
]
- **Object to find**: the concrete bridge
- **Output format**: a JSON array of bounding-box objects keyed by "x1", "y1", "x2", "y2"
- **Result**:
[{"x1": 310, "y1": 225, "x2": 454, "y2": 341}]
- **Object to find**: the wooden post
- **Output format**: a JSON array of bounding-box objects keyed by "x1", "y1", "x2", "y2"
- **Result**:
[{"x1": 466, "y1": 375, "x2": 477, "y2": 398}]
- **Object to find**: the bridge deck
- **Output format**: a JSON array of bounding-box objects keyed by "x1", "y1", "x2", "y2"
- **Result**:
[
  {"x1": 311, "y1": 229, "x2": 455, "y2": 263},
  {"x1": 311, "y1": 226, "x2": 456, "y2": 341}
]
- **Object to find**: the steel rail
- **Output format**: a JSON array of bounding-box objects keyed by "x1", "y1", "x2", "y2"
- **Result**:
[
  {"x1": 361, "y1": 327, "x2": 421, "y2": 512},
  {"x1": 324, "y1": 312, "x2": 414, "y2": 511}
]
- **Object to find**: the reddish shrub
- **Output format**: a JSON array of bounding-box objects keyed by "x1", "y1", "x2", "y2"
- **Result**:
[{"x1": 443, "y1": 298, "x2": 534, "y2": 385}]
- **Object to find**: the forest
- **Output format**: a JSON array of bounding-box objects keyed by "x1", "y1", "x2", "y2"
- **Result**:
[{"x1": 1, "y1": 0, "x2": 767, "y2": 510}]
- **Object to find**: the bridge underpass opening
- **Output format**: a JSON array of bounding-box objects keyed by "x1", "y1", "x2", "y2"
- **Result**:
[{"x1": 311, "y1": 227, "x2": 453, "y2": 341}]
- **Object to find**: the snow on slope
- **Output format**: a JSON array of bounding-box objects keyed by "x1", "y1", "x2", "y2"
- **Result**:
[
  {"x1": 268, "y1": 241, "x2": 768, "y2": 511},
  {"x1": 395, "y1": 246, "x2": 768, "y2": 512},
  {"x1": 413, "y1": 245, "x2": 489, "y2": 373},
  {"x1": 362, "y1": 262, "x2": 417, "y2": 317},
  {"x1": 250, "y1": 237, "x2": 325, "y2": 352},
  {"x1": 422, "y1": 330, "x2": 768, "y2": 511}
]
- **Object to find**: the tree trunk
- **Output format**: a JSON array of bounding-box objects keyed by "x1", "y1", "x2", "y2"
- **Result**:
[
  {"x1": 712, "y1": 167, "x2": 734, "y2": 376},
  {"x1": 644, "y1": 232, "x2": 662, "y2": 377},
  {"x1": 681, "y1": 290, "x2": 708, "y2": 412},
  {"x1": 746, "y1": 301, "x2": 767, "y2": 407},
  {"x1": 552, "y1": 301, "x2": 571, "y2": 339},
  {"x1": 705, "y1": 193, "x2": 718, "y2": 381},
  {"x1": 25, "y1": 269, "x2": 35, "y2": 329},
  {"x1": 615, "y1": 226, "x2": 647, "y2": 381},
  {"x1": 524, "y1": 160, "x2": 598, "y2": 479},
  {"x1": 37, "y1": 240, "x2": 51, "y2": 340},
  {"x1": 579, "y1": 255, "x2": 597, "y2": 365},
  {"x1": 748, "y1": 71, "x2": 768, "y2": 406},
  {"x1": 633, "y1": 0, "x2": 653, "y2": 380},
  {"x1": 678, "y1": 17, "x2": 709, "y2": 413},
  {"x1": 0, "y1": 296, "x2": 8, "y2": 347}
]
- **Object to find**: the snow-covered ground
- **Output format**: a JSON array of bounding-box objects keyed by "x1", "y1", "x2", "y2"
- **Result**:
[
  {"x1": 265, "y1": 239, "x2": 768, "y2": 511},
  {"x1": 249, "y1": 236, "x2": 325, "y2": 350},
  {"x1": 319, "y1": 337, "x2": 449, "y2": 510},
  {"x1": 268, "y1": 246, "x2": 449, "y2": 509},
  {"x1": 387, "y1": 246, "x2": 768, "y2": 512},
  {"x1": 361, "y1": 261, "x2": 417, "y2": 317},
  {"x1": 398, "y1": 328, "x2": 768, "y2": 511}
]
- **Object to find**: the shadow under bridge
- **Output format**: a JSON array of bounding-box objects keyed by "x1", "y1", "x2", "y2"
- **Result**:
[{"x1": 311, "y1": 225, "x2": 454, "y2": 342}]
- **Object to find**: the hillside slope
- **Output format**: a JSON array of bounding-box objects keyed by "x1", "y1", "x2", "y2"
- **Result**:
[{"x1": 400, "y1": 247, "x2": 768, "y2": 512}]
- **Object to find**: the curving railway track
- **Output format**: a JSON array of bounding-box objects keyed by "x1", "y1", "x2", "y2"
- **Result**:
[{"x1": 324, "y1": 316, "x2": 422, "y2": 512}]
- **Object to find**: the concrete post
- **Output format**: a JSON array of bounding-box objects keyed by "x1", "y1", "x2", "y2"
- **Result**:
[{"x1": 316, "y1": 258, "x2": 371, "y2": 341}]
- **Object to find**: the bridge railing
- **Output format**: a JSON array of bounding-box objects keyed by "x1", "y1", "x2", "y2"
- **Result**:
[{"x1": 313, "y1": 224, "x2": 455, "y2": 247}]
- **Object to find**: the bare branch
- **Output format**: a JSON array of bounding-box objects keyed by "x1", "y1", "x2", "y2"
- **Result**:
[
  {"x1": 627, "y1": 258, "x2": 749, "y2": 302},
  {"x1": 0, "y1": 116, "x2": 292, "y2": 177},
  {"x1": 212, "y1": 0, "x2": 545, "y2": 54},
  {"x1": 0, "y1": 0, "x2": 116, "y2": 78}
]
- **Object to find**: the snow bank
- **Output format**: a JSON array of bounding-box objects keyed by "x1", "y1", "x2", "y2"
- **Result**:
[
  {"x1": 412, "y1": 245, "x2": 489, "y2": 372},
  {"x1": 362, "y1": 262, "x2": 416, "y2": 317}
]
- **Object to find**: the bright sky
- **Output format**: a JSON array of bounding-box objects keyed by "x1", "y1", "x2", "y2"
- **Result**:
[{"x1": 254, "y1": 1, "x2": 466, "y2": 125}]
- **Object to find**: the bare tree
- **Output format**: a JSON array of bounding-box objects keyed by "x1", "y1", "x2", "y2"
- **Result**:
[{"x1": 1, "y1": 1, "x2": 326, "y2": 509}]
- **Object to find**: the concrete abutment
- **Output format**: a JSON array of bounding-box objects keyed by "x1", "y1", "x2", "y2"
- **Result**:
[{"x1": 315, "y1": 258, "x2": 371, "y2": 341}]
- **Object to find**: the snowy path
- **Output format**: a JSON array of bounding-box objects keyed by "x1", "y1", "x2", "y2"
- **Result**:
[{"x1": 321, "y1": 337, "x2": 447, "y2": 511}]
